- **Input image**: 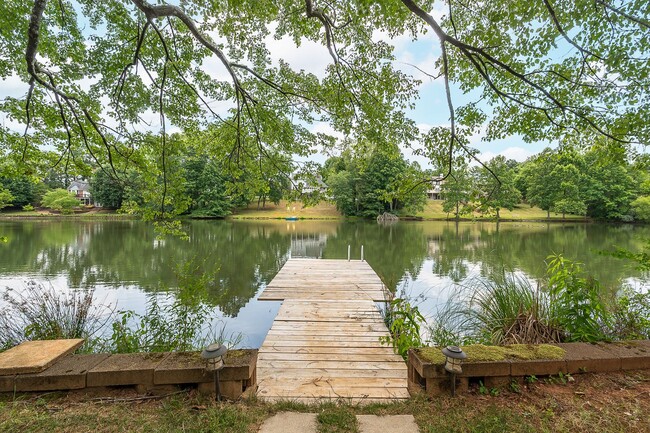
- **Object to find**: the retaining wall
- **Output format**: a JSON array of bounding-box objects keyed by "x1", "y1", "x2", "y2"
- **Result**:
[
  {"x1": 0, "y1": 349, "x2": 258, "y2": 400},
  {"x1": 408, "y1": 341, "x2": 650, "y2": 396}
]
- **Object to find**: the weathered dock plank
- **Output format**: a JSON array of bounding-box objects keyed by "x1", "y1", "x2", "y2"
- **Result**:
[{"x1": 256, "y1": 259, "x2": 408, "y2": 403}]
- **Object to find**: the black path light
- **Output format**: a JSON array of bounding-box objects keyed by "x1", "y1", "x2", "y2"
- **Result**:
[
  {"x1": 442, "y1": 346, "x2": 467, "y2": 397},
  {"x1": 201, "y1": 343, "x2": 228, "y2": 401}
]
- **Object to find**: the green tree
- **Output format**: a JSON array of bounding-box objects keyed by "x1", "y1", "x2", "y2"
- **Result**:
[
  {"x1": 41, "y1": 189, "x2": 80, "y2": 214},
  {"x1": 582, "y1": 148, "x2": 638, "y2": 220},
  {"x1": 328, "y1": 170, "x2": 360, "y2": 216},
  {"x1": 0, "y1": 186, "x2": 14, "y2": 210},
  {"x1": 521, "y1": 150, "x2": 560, "y2": 218},
  {"x1": 631, "y1": 196, "x2": 650, "y2": 222},
  {"x1": 441, "y1": 165, "x2": 472, "y2": 220},
  {"x1": 182, "y1": 154, "x2": 231, "y2": 217},
  {"x1": 0, "y1": 176, "x2": 36, "y2": 208},
  {"x1": 91, "y1": 170, "x2": 124, "y2": 209},
  {"x1": 474, "y1": 156, "x2": 522, "y2": 220},
  {"x1": 3, "y1": 0, "x2": 648, "y2": 208}
]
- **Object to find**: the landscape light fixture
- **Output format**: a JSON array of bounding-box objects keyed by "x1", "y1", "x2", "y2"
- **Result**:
[
  {"x1": 201, "y1": 343, "x2": 228, "y2": 401},
  {"x1": 441, "y1": 345, "x2": 467, "y2": 397}
]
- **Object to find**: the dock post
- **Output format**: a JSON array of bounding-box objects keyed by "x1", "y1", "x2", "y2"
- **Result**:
[
  {"x1": 361, "y1": 245, "x2": 364, "y2": 261},
  {"x1": 347, "y1": 245, "x2": 351, "y2": 261}
]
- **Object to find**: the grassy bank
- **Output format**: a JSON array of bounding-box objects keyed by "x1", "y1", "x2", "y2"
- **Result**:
[
  {"x1": 230, "y1": 200, "x2": 585, "y2": 222},
  {"x1": 0, "y1": 370, "x2": 647, "y2": 432},
  {"x1": 0, "y1": 201, "x2": 586, "y2": 222},
  {"x1": 230, "y1": 200, "x2": 342, "y2": 220},
  {"x1": 0, "y1": 208, "x2": 132, "y2": 220},
  {"x1": 414, "y1": 200, "x2": 586, "y2": 221}
]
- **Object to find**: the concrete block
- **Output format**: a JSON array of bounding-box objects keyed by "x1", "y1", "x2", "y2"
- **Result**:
[
  {"x1": 0, "y1": 375, "x2": 15, "y2": 393},
  {"x1": 556, "y1": 343, "x2": 621, "y2": 374},
  {"x1": 357, "y1": 415, "x2": 419, "y2": 433},
  {"x1": 14, "y1": 354, "x2": 109, "y2": 392},
  {"x1": 594, "y1": 341, "x2": 650, "y2": 371},
  {"x1": 154, "y1": 352, "x2": 211, "y2": 385},
  {"x1": 460, "y1": 361, "x2": 511, "y2": 378},
  {"x1": 220, "y1": 349, "x2": 258, "y2": 381},
  {"x1": 483, "y1": 376, "x2": 511, "y2": 388},
  {"x1": 87, "y1": 353, "x2": 169, "y2": 387},
  {"x1": 510, "y1": 359, "x2": 567, "y2": 377},
  {"x1": 424, "y1": 376, "x2": 468, "y2": 396},
  {"x1": 0, "y1": 339, "x2": 84, "y2": 375}
]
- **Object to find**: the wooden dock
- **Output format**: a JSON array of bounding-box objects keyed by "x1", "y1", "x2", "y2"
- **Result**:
[{"x1": 256, "y1": 259, "x2": 408, "y2": 403}]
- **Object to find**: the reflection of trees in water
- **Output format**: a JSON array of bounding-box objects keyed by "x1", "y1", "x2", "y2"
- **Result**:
[
  {"x1": 0, "y1": 220, "x2": 292, "y2": 317},
  {"x1": 424, "y1": 222, "x2": 650, "y2": 290},
  {"x1": 1, "y1": 220, "x2": 648, "y2": 317},
  {"x1": 320, "y1": 222, "x2": 429, "y2": 293}
]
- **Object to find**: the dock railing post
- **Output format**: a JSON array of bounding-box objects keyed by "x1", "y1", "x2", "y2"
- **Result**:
[
  {"x1": 347, "y1": 245, "x2": 351, "y2": 261},
  {"x1": 361, "y1": 245, "x2": 364, "y2": 261}
]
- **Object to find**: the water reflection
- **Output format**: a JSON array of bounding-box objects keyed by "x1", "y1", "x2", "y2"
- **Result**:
[{"x1": 0, "y1": 219, "x2": 648, "y2": 347}]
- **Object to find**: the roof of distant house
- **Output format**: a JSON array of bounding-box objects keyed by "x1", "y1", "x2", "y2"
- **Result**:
[{"x1": 68, "y1": 180, "x2": 90, "y2": 190}]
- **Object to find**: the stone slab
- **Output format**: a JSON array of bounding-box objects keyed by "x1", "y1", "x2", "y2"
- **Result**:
[
  {"x1": 220, "y1": 349, "x2": 258, "y2": 381},
  {"x1": 510, "y1": 359, "x2": 567, "y2": 377},
  {"x1": 0, "y1": 339, "x2": 84, "y2": 375},
  {"x1": 154, "y1": 352, "x2": 211, "y2": 384},
  {"x1": 0, "y1": 375, "x2": 15, "y2": 393},
  {"x1": 357, "y1": 415, "x2": 418, "y2": 433},
  {"x1": 14, "y1": 354, "x2": 110, "y2": 392},
  {"x1": 87, "y1": 353, "x2": 169, "y2": 387},
  {"x1": 594, "y1": 341, "x2": 650, "y2": 371},
  {"x1": 460, "y1": 361, "x2": 511, "y2": 378},
  {"x1": 258, "y1": 412, "x2": 317, "y2": 433},
  {"x1": 556, "y1": 343, "x2": 621, "y2": 374}
]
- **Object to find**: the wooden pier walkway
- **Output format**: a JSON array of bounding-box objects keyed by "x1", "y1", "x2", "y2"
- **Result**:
[{"x1": 256, "y1": 259, "x2": 408, "y2": 403}]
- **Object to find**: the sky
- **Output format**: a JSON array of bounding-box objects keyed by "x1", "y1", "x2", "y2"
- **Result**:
[{"x1": 0, "y1": 6, "x2": 553, "y2": 168}]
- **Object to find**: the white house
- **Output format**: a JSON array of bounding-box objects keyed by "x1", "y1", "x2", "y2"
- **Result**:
[{"x1": 67, "y1": 180, "x2": 92, "y2": 205}]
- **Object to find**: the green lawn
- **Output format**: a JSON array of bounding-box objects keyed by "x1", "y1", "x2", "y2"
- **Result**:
[
  {"x1": 415, "y1": 200, "x2": 586, "y2": 221},
  {"x1": 0, "y1": 370, "x2": 647, "y2": 433}
]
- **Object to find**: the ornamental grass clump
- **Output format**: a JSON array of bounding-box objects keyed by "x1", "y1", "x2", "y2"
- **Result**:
[
  {"x1": 464, "y1": 273, "x2": 563, "y2": 345},
  {"x1": 0, "y1": 281, "x2": 112, "y2": 351}
]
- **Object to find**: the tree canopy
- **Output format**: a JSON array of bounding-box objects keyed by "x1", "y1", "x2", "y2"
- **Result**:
[{"x1": 1, "y1": 0, "x2": 649, "y2": 218}]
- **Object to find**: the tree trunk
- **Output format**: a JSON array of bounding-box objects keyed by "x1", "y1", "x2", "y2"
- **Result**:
[
  {"x1": 496, "y1": 208, "x2": 500, "y2": 220},
  {"x1": 547, "y1": 209, "x2": 550, "y2": 219}
]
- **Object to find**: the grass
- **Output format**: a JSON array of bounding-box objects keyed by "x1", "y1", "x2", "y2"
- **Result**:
[
  {"x1": 0, "y1": 371, "x2": 647, "y2": 432},
  {"x1": 1, "y1": 200, "x2": 586, "y2": 222},
  {"x1": 230, "y1": 200, "x2": 342, "y2": 220},
  {"x1": 415, "y1": 201, "x2": 586, "y2": 221},
  {"x1": 0, "y1": 208, "x2": 131, "y2": 219}
]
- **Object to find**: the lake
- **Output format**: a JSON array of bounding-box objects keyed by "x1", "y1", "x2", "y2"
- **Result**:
[{"x1": 0, "y1": 219, "x2": 648, "y2": 348}]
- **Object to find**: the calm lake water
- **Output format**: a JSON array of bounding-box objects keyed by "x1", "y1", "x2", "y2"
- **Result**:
[{"x1": 1, "y1": 219, "x2": 648, "y2": 348}]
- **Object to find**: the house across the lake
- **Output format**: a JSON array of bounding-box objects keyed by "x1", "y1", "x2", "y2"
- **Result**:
[
  {"x1": 67, "y1": 180, "x2": 92, "y2": 205},
  {"x1": 426, "y1": 175, "x2": 444, "y2": 200}
]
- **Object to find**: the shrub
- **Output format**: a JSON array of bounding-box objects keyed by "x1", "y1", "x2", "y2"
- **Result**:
[
  {"x1": 380, "y1": 297, "x2": 425, "y2": 359},
  {"x1": 631, "y1": 196, "x2": 650, "y2": 222},
  {"x1": 607, "y1": 287, "x2": 650, "y2": 340},
  {"x1": 546, "y1": 254, "x2": 609, "y2": 342},
  {"x1": 41, "y1": 188, "x2": 80, "y2": 214}
]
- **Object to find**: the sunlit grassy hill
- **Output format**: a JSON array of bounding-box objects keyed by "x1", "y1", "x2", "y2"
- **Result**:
[{"x1": 230, "y1": 200, "x2": 586, "y2": 221}]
